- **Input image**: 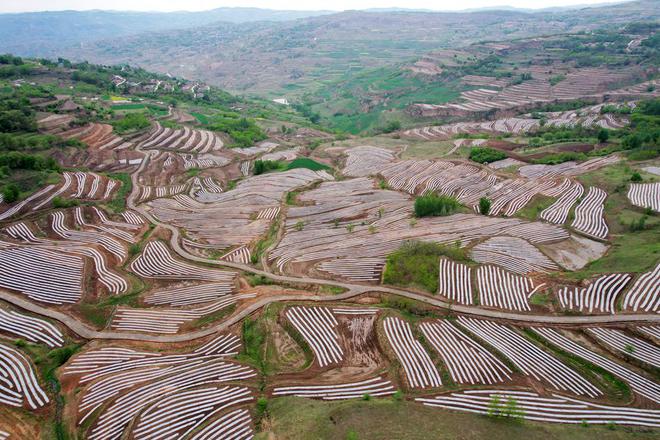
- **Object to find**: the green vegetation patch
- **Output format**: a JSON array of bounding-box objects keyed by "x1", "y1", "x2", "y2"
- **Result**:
[
  {"x1": 414, "y1": 194, "x2": 460, "y2": 217},
  {"x1": 110, "y1": 112, "x2": 150, "y2": 134},
  {"x1": 105, "y1": 172, "x2": 131, "y2": 213},
  {"x1": 208, "y1": 116, "x2": 266, "y2": 148},
  {"x1": 191, "y1": 112, "x2": 210, "y2": 125},
  {"x1": 251, "y1": 215, "x2": 280, "y2": 264},
  {"x1": 469, "y1": 147, "x2": 507, "y2": 164},
  {"x1": 515, "y1": 195, "x2": 555, "y2": 222},
  {"x1": 254, "y1": 159, "x2": 286, "y2": 175},
  {"x1": 238, "y1": 317, "x2": 269, "y2": 373},
  {"x1": 380, "y1": 295, "x2": 439, "y2": 320},
  {"x1": 285, "y1": 157, "x2": 331, "y2": 171},
  {"x1": 533, "y1": 152, "x2": 587, "y2": 165},
  {"x1": 383, "y1": 240, "x2": 469, "y2": 293}
]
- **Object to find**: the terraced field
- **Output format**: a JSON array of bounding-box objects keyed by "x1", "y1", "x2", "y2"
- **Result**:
[{"x1": 0, "y1": 45, "x2": 657, "y2": 440}]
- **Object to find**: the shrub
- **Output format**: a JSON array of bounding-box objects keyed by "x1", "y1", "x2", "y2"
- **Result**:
[
  {"x1": 253, "y1": 159, "x2": 282, "y2": 175},
  {"x1": 549, "y1": 74, "x2": 566, "y2": 86},
  {"x1": 533, "y1": 152, "x2": 586, "y2": 165},
  {"x1": 414, "y1": 193, "x2": 460, "y2": 217},
  {"x1": 597, "y1": 128, "x2": 609, "y2": 143},
  {"x1": 47, "y1": 346, "x2": 77, "y2": 366},
  {"x1": 256, "y1": 397, "x2": 268, "y2": 413},
  {"x1": 129, "y1": 243, "x2": 141, "y2": 256},
  {"x1": 479, "y1": 197, "x2": 491, "y2": 215},
  {"x1": 255, "y1": 397, "x2": 269, "y2": 429},
  {"x1": 2, "y1": 183, "x2": 19, "y2": 203},
  {"x1": 381, "y1": 120, "x2": 401, "y2": 133},
  {"x1": 469, "y1": 147, "x2": 506, "y2": 164},
  {"x1": 629, "y1": 215, "x2": 647, "y2": 232},
  {"x1": 52, "y1": 196, "x2": 79, "y2": 209},
  {"x1": 247, "y1": 274, "x2": 273, "y2": 286},
  {"x1": 630, "y1": 172, "x2": 642, "y2": 182}
]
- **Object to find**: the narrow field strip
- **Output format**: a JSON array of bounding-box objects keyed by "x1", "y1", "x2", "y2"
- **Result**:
[
  {"x1": 285, "y1": 307, "x2": 343, "y2": 367},
  {"x1": 420, "y1": 320, "x2": 512, "y2": 384},
  {"x1": 190, "y1": 408, "x2": 253, "y2": 440},
  {"x1": 111, "y1": 294, "x2": 254, "y2": 334},
  {"x1": 221, "y1": 246, "x2": 251, "y2": 264},
  {"x1": 273, "y1": 377, "x2": 395, "y2": 400},
  {"x1": 540, "y1": 181, "x2": 584, "y2": 224},
  {"x1": 0, "y1": 343, "x2": 49, "y2": 409},
  {"x1": 476, "y1": 265, "x2": 541, "y2": 312},
  {"x1": 456, "y1": 317, "x2": 601, "y2": 397},
  {"x1": 130, "y1": 241, "x2": 236, "y2": 282},
  {"x1": 317, "y1": 257, "x2": 385, "y2": 282},
  {"x1": 638, "y1": 326, "x2": 660, "y2": 340},
  {"x1": 143, "y1": 282, "x2": 234, "y2": 306},
  {"x1": 558, "y1": 273, "x2": 631, "y2": 314},
  {"x1": 438, "y1": 259, "x2": 473, "y2": 305},
  {"x1": 416, "y1": 389, "x2": 660, "y2": 427},
  {"x1": 470, "y1": 236, "x2": 558, "y2": 275},
  {"x1": 383, "y1": 317, "x2": 442, "y2": 389},
  {"x1": 571, "y1": 186, "x2": 608, "y2": 240},
  {"x1": 533, "y1": 328, "x2": 660, "y2": 403},
  {"x1": 587, "y1": 328, "x2": 660, "y2": 368},
  {"x1": 0, "y1": 309, "x2": 63, "y2": 347},
  {"x1": 622, "y1": 263, "x2": 660, "y2": 312},
  {"x1": 627, "y1": 182, "x2": 660, "y2": 212}
]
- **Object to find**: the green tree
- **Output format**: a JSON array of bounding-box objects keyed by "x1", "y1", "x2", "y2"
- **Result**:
[
  {"x1": 479, "y1": 197, "x2": 491, "y2": 215},
  {"x1": 382, "y1": 120, "x2": 401, "y2": 133},
  {"x1": 597, "y1": 128, "x2": 609, "y2": 143},
  {"x1": 2, "y1": 183, "x2": 19, "y2": 203},
  {"x1": 469, "y1": 147, "x2": 506, "y2": 164}
]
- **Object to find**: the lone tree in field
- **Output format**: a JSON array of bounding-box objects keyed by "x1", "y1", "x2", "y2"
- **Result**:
[
  {"x1": 479, "y1": 197, "x2": 491, "y2": 215},
  {"x1": 597, "y1": 128, "x2": 609, "y2": 143}
]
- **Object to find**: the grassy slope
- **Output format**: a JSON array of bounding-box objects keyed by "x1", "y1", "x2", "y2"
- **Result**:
[
  {"x1": 569, "y1": 162, "x2": 659, "y2": 278},
  {"x1": 258, "y1": 397, "x2": 657, "y2": 440},
  {"x1": 285, "y1": 157, "x2": 330, "y2": 171},
  {"x1": 310, "y1": 67, "x2": 461, "y2": 134}
]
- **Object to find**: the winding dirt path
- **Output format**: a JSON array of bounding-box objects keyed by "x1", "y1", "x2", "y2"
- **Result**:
[{"x1": 3, "y1": 147, "x2": 656, "y2": 344}]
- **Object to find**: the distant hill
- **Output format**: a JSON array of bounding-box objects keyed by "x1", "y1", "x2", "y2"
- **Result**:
[
  {"x1": 0, "y1": 8, "x2": 332, "y2": 57},
  {"x1": 38, "y1": 0, "x2": 657, "y2": 95}
]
